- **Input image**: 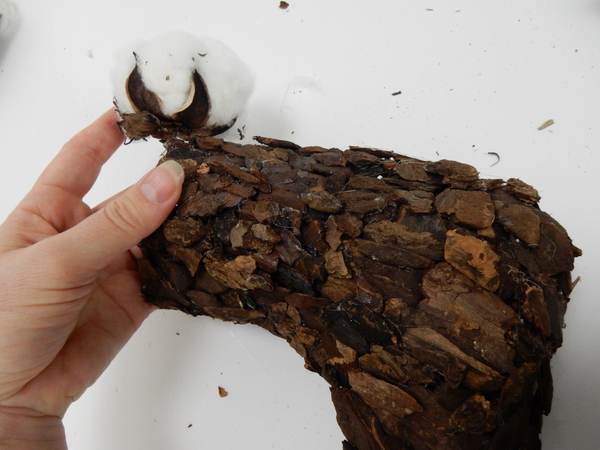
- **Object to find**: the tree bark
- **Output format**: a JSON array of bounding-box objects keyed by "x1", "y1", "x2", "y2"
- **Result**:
[{"x1": 139, "y1": 135, "x2": 581, "y2": 450}]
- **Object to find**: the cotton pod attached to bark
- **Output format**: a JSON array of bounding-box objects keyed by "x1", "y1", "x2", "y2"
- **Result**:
[
  {"x1": 127, "y1": 34, "x2": 581, "y2": 449},
  {"x1": 112, "y1": 31, "x2": 254, "y2": 141}
]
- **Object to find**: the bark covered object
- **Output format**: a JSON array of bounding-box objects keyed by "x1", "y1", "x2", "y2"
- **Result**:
[{"x1": 138, "y1": 135, "x2": 580, "y2": 450}]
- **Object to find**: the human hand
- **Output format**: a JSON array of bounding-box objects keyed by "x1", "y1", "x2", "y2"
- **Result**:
[{"x1": 0, "y1": 109, "x2": 184, "y2": 447}]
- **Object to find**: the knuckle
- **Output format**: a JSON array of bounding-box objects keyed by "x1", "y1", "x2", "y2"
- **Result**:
[{"x1": 102, "y1": 198, "x2": 144, "y2": 235}]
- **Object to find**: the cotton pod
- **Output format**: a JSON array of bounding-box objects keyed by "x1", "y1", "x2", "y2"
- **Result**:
[{"x1": 112, "y1": 31, "x2": 254, "y2": 141}]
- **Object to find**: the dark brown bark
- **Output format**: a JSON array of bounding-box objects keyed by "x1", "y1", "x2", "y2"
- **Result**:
[{"x1": 138, "y1": 135, "x2": 580, "y2": 450}]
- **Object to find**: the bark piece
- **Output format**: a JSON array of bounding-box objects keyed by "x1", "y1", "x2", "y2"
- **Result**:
[
  {"x1": 402, "y1": 327, "x2": 504, "y2": 392},
  {"x1": 387, "y1": 189, "x2": 434, "y2": 214},
  {"x1": 358, "y1": 345, "x2": 434, "y2": 386},
  {"x1": 347, "y1": 239, "x2": 434, "y2": 269},
  {"x1": 348, "y1": 370, "x2": 423, "y2": 431},
  {"x1": 435, "y1": 189, "x2": 495, "y2": 230},
  {"x1": 339, "y1": 191, "x2": 387, "y2": 214},
  {"x1": 218, "y1": 386, "x2": 228, "y2": 397},
  {"x1": 230, "y1": 220, "x2": 281, "y2": 253},
  {"x1": 444, "y1": 230, "x2": 500, "y2": 292},
  {"x1": 301, "y1": 190, "x2": 344, "y2": 213},
  {"x1": 331, "y1": 388, "x2": 395, "y2": 450},
  {"x1": 505, "y1": 178, "x2": 541, "y2": 203},
  {"x1": 495, "y1": 202, "x2": 541, "y2": 246},
  {"x1": 393, "y1": 160, "x2": 432, "y2": 183},
  {"x1": 446, "y1": 394, "x2": 495, "y2": 434},
  {"x1": 522, "y1": 283, "x2": 552, "y2": 336},
  {"x1": 163, "y1": 217, "x2": 205, "y2": 246},
  {"x1": 425, "y1": 159, "x2": 479, "y2": 189},
  {"x1": 166, "y1": 245, "x2": 202, "y2": 276},
  {"x1": 204, "y1": 254, "x2": 273, "y2": 291},
  {"x1": 417, "y1": 263, "x2": 518, "y2": 373},
  {"x1": 362, "y1": 220, "x2": 444, "y2": 261},
  {"x1": 324, "y1": 250, "x2": 352, "y2": 278},
  {"x1": 325, "y1": 214, "x2": 363, "y2": 251}
]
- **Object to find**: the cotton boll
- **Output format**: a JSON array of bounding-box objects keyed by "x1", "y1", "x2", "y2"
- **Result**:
[
  {"x1": 131, "y1": 32, "x2": 201, "y2": 116},
  {"x1": 112, "y1": 48, "x2": 138, "y2": 114},
  {"x1": 193, "y1": 36, "x2": 255, "y2": 128},
  {"x1": 0, "y1": 0, "x2": 16, "y2": 37},
  {"x1": 112, "y1": 31, "x2": 254, "y2": 140}
]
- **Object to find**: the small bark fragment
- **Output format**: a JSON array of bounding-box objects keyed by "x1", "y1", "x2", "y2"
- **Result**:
[
  {"x1": 537, "y1": 119, "x2": 554, "y2": 131},
  {"x1": 522, "y1": 283, "x2": 552, "y2": 336}
]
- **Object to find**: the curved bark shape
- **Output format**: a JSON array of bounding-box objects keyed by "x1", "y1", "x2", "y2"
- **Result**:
[{"x1": 139, "y1": 135, "x2": 580, "y2": 450}]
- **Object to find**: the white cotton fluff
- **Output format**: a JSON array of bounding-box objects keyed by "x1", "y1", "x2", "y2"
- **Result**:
[
  {"x1": 0, "y1": 0, "x2": 16, "y2": 37},
  {"x1": 112, "y1": 31, "x2": 254, "y2": 127}
]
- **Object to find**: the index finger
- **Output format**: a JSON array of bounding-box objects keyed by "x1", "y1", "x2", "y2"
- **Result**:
[{"x1": 34, "y1": 108, "x2": 125, "y2": 199}]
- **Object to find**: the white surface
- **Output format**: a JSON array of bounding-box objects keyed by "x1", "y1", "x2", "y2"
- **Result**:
[{"x1": 0, "y1": 0, "x2": 598, "y2": 448}]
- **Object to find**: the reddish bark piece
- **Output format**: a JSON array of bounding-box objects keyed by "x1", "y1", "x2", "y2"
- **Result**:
[
  {"x1": 446, "y1": 394, "x2": 495, "y2": 435},
  {"x1": 324, "y1": 250, "x2": 352, "y2": 278},
  {"x1": 444, "y1": 230, "x2": 500, "y2": 292},
  {"x1": 435, "y1": 189, "x2": 495, "y2": 230},
  {"x1": 522, "y1": 283, "x2": 552, "y2": 336},
  {"x1": 495, "y1": 202, "x2": 541, "y2": 246},
  {"x1": 505, "y1": 178, "x2": 541, "y2": 203},
  {"x1": 339, "y1": 191, "x2": 387, "y2": 214},
  {"x1": 425, "y1": 159, "x2": 479, "y2": 189},
  {"x1": 348, "y1": 370, "x2": 423, "y2": 429},
  {"x1": 208, "y1": 160, "x2": 271, "y2": 193},
  {"x1": 331, "y1": 388, "x2": 395, "y2": 450},
  {"x1": 166, "y1": 245, "x2": 203, "y2": 276},
  {"x1": 402, "y1": 327, "x2": 504, "y2": 392},
  {"x1": 301, "y1": 190, "x2": 344, "y2": 213},
  {"x1": 218, "y1": 386, "x2": 228, "y2": 397},
  {"x1": 344, "y1": 150, "x2": 381, "y2": 166},
  {"x1": 362, "y1": 220, "x2": 444, "y2": 261},
  {"x1": 393, "y1": 161, "x2": 432, "y2": 183},
  {"x1": 230, "y1": 220, "x2": 281, "y2": 253},
  {"x1": 358, "y1": 345, "x2": 434, "y2": 385},
  {"x1": 204, "y1": 254, "x2": 273, "y2": 291},
  {"x1": 387, "y1": 189, "x2": 434, "y2": 214},
  {"x1": 347, "y1": 239, "x2": 434, "y2": 269},
  {"x1": 417, "y1": 263, "x2": 518, "y2": 373}
]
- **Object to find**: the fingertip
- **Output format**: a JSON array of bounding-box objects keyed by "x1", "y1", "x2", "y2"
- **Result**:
[
  {"x1": 139, "y1": 160, "x2": 185, "y2": 204},
  {"x1": 99, "y1": 107, "x2": 126, "y2": 144}
]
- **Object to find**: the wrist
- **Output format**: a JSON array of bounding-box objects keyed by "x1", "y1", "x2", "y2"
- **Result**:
[{"x1": 0, "y1": 406, "x2": 66, "y2": 449}]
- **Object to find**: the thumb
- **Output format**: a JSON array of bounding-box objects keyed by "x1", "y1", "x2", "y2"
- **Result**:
[{"x1": 59, "y1": 159, "x2": 184, "y2": 271}]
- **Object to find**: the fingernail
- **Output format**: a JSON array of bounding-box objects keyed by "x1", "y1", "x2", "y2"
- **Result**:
[
  {"x1": 112, "y1": 107, "x2": 121, "y2": 121},
  {"x1": 140, "y1": 160, "x2": 184, "y2": 204}
]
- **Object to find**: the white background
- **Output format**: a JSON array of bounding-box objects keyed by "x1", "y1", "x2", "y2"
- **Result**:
[{"x1": 0, "y1": 0, "x2": 598, "y2": 448}]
